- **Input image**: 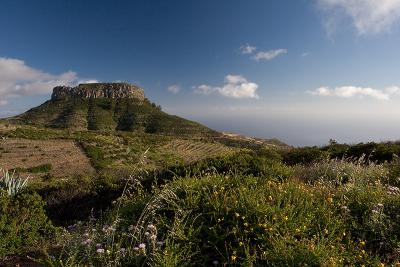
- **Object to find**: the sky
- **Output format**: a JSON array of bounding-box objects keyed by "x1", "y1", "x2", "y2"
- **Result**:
[{"x1": 1, "y1": 0, "x2": 400, "y2": 146}]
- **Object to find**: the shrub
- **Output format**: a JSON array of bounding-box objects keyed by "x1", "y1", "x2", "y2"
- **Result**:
[
  {"x1": 293, "y1": 157, "x2": 389, "y2": 186},
  {"x1": 0, "y1": 190, "x2": 56, "y2": 256},
  {"x1": 46, "y1": 173, "x2": 381, "y2": 266}
]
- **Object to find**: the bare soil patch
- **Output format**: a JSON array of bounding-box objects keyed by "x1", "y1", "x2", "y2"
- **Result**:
[{"x1": 0, "y1": 138, "x2": 95, "y2": 179}]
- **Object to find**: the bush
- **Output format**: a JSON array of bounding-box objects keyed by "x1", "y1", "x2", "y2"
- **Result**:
[
  {"x1": 0, "y1": 190, "x2": 56, "y2": 256},
  {"x1": 293, "y1": 157, "x2": 389, "y2": 186}
]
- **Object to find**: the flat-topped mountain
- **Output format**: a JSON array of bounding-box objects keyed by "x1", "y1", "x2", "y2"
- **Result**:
[
  {"x1": 51, "y1": 83, "x2": 145, "y2": 101},
  {"x1": 9, "y1": 82, "x2": 217, "y2": 136}
]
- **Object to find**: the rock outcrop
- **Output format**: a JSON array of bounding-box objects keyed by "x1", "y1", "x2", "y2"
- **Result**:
[{"x1": 51, "y1": 83, "x2": 145, "y2": 101}]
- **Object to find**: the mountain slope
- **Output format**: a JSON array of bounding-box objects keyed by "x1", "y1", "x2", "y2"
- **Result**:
[{"x1": 10, "y1": 83, "x2": 218, "y2": 137}]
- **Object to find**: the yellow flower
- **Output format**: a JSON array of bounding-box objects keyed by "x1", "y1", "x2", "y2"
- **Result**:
[
  {"x1": 231, "y1": 255, "x2": 237, "y2": 261},
  {"x1": 360, "y1": 240, "x2": 366, "y2": 246},
  {"x1": 235, "y1": 213, "x2": 240, "y2": 218},
  {"x1": 327, "y1": 197, "x2": 333, "y2": 203},
  {"x1": 244, "y1": 222, "x2": 249, "y2": 227},
  {"x1": 239, "y1": 241, "x2": 244, "y2": 246},
  {"x1": 379, "y1": 263, "x2": 385, "y2": 267}
]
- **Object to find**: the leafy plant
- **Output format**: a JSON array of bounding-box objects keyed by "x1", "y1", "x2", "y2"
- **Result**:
[{"x1": 0, "y1": 168, "x2": 30, "y2": 196}]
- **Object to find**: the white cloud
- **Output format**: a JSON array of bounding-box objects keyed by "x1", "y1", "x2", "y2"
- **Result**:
[
  {"x1": 253, "y1": 49, "x2": 287, "y2": 61},
  {"x1": 318, "y1": 0, "x2": 400, "y2": 35},
  {"x1": 0, "y1": 57, "x2": 96, "y2": 106},
  {"x1": 79, "y1": 79, "x2": 99, "y2": 84},
  {"x1": 309, "y1": 86, "x2": 398, "y2": 100},
  {"x1": 194, "y1": 75, "x2": 259, "y2": 99},
  {"x1": 167, "y1": 84, "x2": 181, "y2": 94},
  {"x1": 240, "y1": 44, "x2": 257, "y2": 54}
]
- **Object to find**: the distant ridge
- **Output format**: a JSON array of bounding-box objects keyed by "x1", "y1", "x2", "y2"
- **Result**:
[{"x1": 8, "y1": 83, "x2": 218, "y2": 136}]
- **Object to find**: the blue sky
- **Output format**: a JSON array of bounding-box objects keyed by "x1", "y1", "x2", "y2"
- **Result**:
[{"x1": 1, "y1": 0, "x2": 400, "y2": 146}]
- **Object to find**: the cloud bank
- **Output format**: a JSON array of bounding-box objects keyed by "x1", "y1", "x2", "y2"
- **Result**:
[
  {"x1": 0, "y1": 57, "x2": 96, "y2": 106},
  {"x1": 194, "y1": 75, "x2": 259, "y2": 99},
  {"x1": 318, "y1": 0, "x2": 400, "y2": 35},
  {"x1": 310, "y1": 85, "x2": 400, "y2": 100}
]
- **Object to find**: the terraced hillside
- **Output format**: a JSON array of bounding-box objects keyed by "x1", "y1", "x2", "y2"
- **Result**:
[
  {"x1": 160, "y1": 139, "x2": 235, "y2": 163},
  {"x1": 0, "y1": 138, "x2": 95, "y2": 179}
]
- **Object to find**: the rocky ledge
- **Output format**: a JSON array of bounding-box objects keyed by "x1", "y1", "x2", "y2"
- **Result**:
[{"x1": 51, "y1": 83, "x2": 145, "y2": 101}]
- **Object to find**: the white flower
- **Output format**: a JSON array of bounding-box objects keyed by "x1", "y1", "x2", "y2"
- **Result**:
[
  {"x1": 156, "y1": 241, "x2": 164, "y2": 246},
  {"x1": 81, "y1": 239, "x2": 92, "y2": 246},
  {"x1": 147, "y1": 224, "x2": 156, "y2": 231},
  {"x1": 150, "y1": 234, "x2": 157, "y2": 241},
  {"x1": 144, "y1": 231, "x2": 150, "y2": 237},
  {"x1": 139, "y1": 243, "x2": 146, "y2": 249},
  {"x1": 96, "y1": 248, "x2": 105, "y2": 254}
]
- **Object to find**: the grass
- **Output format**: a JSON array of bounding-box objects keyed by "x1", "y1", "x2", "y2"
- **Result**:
[{"x1": 14, "y1": 153, "x2": 396, "y2": 266}]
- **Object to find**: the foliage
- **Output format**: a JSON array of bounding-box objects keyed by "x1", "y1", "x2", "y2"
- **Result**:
[
  {"x1": 0, "y1": 190, "x2": 56, "y2": 257},
  {"x1": 0, "y1": 168, "x2": 29, "y2": 196}
]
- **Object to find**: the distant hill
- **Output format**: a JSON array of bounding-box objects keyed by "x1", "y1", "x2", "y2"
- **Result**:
[{"x1": 9, "y1": 83, "x2": 217, "y2": 137}]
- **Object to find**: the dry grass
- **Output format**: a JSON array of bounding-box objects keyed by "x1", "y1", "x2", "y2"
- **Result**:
[
  {"x1": 160, "y1": 139, "x2": 235, "y2": 163},
  {"x1": 0, "y1": 138, "x2": 95, "y2": 179}
]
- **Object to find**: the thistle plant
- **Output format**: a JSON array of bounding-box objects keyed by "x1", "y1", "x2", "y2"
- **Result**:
[{"x1": 0, "y1": 168, "x2": 30, "y2": 196}]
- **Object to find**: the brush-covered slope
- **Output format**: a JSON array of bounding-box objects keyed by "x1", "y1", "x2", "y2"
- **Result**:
[{"x1": 12, "y1": 83, "x2": 217, "y2": 137}]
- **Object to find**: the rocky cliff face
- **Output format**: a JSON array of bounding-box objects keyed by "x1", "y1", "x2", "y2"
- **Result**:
[{"x1": 51, "y1": 83, "x2": 145, "y2": 101}]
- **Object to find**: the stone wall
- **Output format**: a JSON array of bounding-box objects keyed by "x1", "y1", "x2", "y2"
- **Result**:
[{"x1": 51, "y1": 83, "x2": 145, "y2": 101}]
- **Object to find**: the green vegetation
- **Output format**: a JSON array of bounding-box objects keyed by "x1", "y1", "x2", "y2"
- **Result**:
[
  {"x1": 10, "y1": 97, "x2": 217, "y2": 137},
  {"x1": 0, "y1": 168, "x2": 30, "y2": 196},
  {"x1": 3, "y1": 92, "x2": 400, "y2": 265}
]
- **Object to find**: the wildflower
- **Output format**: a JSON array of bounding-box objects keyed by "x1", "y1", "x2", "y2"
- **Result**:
[
  {"x1": 284, "y1": 216, "x2": 288, "y2": 221},
  {"x1": 235, "y1": 213, "x2": 240, "y2": 218},
  {"x1": 133, "y1": 247, "x2": 139, "y2": 251},
  {"x1": 81, "y1": 239, "x2": 92, "y2": 246},
  {"x1": 231, "y1": 255, "x2": 237, "y2": 261},
  {"x1": 327, "y1": 197, "x2": 333, "y2": 203},
  {"x1": 145, "y1": 231, "x2": 151, "y2": 237},
  {"x1": 360, "y1": 241, "x2": 366, "y2": 246},
  {"x1": 150, "y1": 234, "x2": 157, "y2": 241},
  {"x1": 243, "y1": 222, "x2": 249, "y2": 227},
  {"x1": 147, "y1": 224, "x2": 156, "y2": 231},
  {"x1": 106, "y1": 250, "x2": 111, "y2": 254},
  {"x1": 139, "y1": 243, "x2": 146, "y2": 249},
  {"x1": 387, "y1": 185, "x2": 400, "y2": 195},
  {"x1": 120, "y1": 248, "x2": 126, "y2": 254},
  {"x1": 157, "y1": 241, "x2": 164, "y2": 246},
  {"x1": 96, "y1": 248, "x2": 105, "y2": 254},
  {"x1": 239, "y1": 241, "x2": 244, "y2": 246}
]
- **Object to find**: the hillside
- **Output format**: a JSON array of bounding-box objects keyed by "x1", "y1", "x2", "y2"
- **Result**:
[
  {"x1": 0, "y1": 82, "x2": 288, "y2": 180},
  {"x1": 9, "y1": 83, "x2": 217, "y2": 137}
]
